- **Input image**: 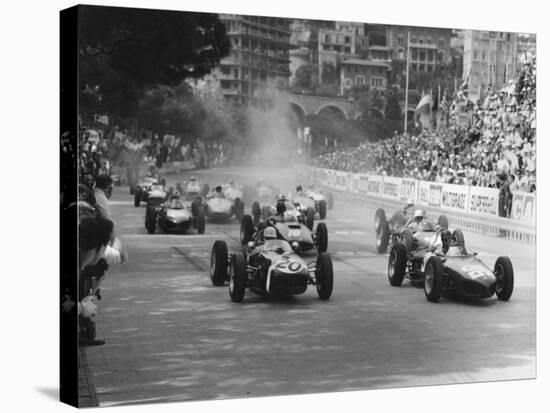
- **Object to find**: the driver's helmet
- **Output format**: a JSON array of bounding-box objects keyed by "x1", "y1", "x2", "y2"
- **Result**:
[
  {"x1": 264, "y1": 226, "x2": 277, "y2": 240},
  {"x1": 406, "y1": 198, "x2": 414, "y2": 206},
  {"x1": 296, "y1": 185, "x2": 303, "y2": 192},
  {"x1": 228, "y1": 179, "x2": 234, "y2": 185},
  {"x1": 215, "y1": 185, "x2": 222, "y2": 193},
  {"x1": 413, "y1": 209, "x2": 424, "y2": 223},
  {"x1": 440, "y1": 229, "x2": 453, "y2": 252},
  {"x1": 190, "y1": 176, "x2": 196, "y2": 182}
]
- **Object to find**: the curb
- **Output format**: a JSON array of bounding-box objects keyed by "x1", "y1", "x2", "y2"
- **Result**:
[{"x1": 78, "y1": 347, "x2": 99, "y2": 407}]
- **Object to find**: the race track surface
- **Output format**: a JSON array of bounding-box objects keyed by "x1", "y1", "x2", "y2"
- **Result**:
[{"x1": 84, "y1": 166, "x2": 536, "y2": 407}]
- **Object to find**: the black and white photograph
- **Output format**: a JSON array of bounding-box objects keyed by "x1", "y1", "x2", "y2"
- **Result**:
[{"x1": 2, "y1": 1, "x2": 547, "y2": 412}]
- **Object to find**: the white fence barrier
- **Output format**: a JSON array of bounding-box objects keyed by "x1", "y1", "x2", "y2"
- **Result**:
[{"x1": 306, "y1": 167, "x2": 536, "y2": 226}]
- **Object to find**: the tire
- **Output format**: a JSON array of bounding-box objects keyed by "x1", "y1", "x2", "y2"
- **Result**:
[
  {"x1": 196, "y1": 207, "x2": 206, "y2": 234},
  {"x1": 234, "y1": 198, "x2": 244, "y2": 222},
  {"x1": 146, "y1": 210, "x2": 156, "y2": 234},
  {"x1": 316, "y1": 222, "x2": 328, "y2": 253},
  {"x1": 316, "y1": 253, "x2": 334, "y2": 300},
  {"x1": 400, "y1": 228, "x2": 414, "y2": 252},
  {"x1": 494, "y1": 256, "x2": 514, "y2": 301},
  {"x1": 240, "y1": 215, "x2": 254, "y2": 246},
  {"x1": 374, "y1": 208, "x2": 386, "y2": 231},
  {"x1": 210, "y1": 240, "x2": 228, "y2": 286},
  {"x1": 306, "y1": 207, "x2": 315, "y2": 230},
  {"x1": 251, "y1": 201, "x2": 261, "y2": 225},
  {"x1": 424, "y1": 256, "x2": 444, "y2": 302},
  {"x1": 388, "y1": 243, "x2": 407, "y2": 286},
  {"x1": 130, "y1": 185, "x2": 135, "y2": 195},
  {"x1": 452, "y1": 228, "x2": 465, "y2": 246},
  {"x1": 134, "y1": 191, "x2": 141, "y2": 207},
  {"x1": 438, "y1": 215, "x2": 449, "y2": 230},
  {"x1": 319, "y1": 200, "x2": 327, "y2": 219},
  {"x1": 229, "y1": 253, "x2": 247, "y2": 302},
  {"x1": 327, "y1": 192, "x2": 334, "y2": 209},
  {"x1": 376, "y1": 220, "x2": 390, "y2": 253}
]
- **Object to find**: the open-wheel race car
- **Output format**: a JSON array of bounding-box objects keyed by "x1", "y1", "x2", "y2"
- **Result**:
[
  {"x1": 387, "y1": 227, "x2": 514, "y2": 302},
  {"x1": 204, "y1": 185, "x2": 245, "y2": 222},
  {"x1": 240, "y1": 200, "x2": 328, "y2": 255},
  {"x1": 145, "y1": 193, "x2": 205, "y2": 235},
  {"x1": 209, "y1": 225, "x2": 334, "y2": 302},
  {"x1": 374, "y1": 207, "x2": 449, "y2": 253},
  {"x1": 134, "y1": 177, "x2": 167, "y2": 207}
]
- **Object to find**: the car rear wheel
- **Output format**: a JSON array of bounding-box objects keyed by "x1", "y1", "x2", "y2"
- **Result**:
[
  {"x1": 240, "y1": 215, "x2": 254, "y2": 246},
  {"x1": 146, "y1": 210, "x2": 156, "y2": 234},
  {"x1": 327, "y1": 192, "x2": 334, "y2": 210},
  {"x1": 438, "y1": 215, "x2": 449, "y2": 230},
  {"x1": 196, "y1": 207, "x2": 206, "y2": 234},
  {"x1": 452, "y1": 228, "x2": 465, "y2": 246},
  {"x1": 374, "y1": 208, "x2": 386, "y2": 231},
  {"x1": 316, "y1": 253, "x2": 334, "y2": 300},
  {"x1": 251, "y1": 201, "x2": 260, "y2": 225},
  {"x1": 495, "y1": 256, "x2": 514, "y2": 301},
  {"x1": 424, "y1": 256, "x2": 444, "y2": 302},
  {"x1": 400, "y1": 228, "x2": 414, "y2": 252},
  {"x1": 319, "y1": 200, "x2": 327, "y2": 219},
  {"x1": 210, "y1": 240, "x2": 228, "y2": 286},
  {"x1": 306, "y1": 207, "x2": 315, "y2": 230},
  {"x1": 229, "y1": 253, "x2": 246, "y2": 302},
  {"x1": 388, "y1": 243, "x2": 407, "y2": 286},
  {"x1": 134, "y1": 191, "x2": 141, "y2": 207},
  {"x1": 316, "y1": 222, "x2": 328, "y2": 253},
  {"x1": 234, "y1": 198, "x2": 244, "y2": 223},
  {"x1": 376, "y1": 220, "x2": 390, "y2": 253}
]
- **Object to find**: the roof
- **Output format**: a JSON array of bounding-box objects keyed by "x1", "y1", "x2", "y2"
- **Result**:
[{"x1": 341, "y1": 59, "x2": 390, "y2": 68}]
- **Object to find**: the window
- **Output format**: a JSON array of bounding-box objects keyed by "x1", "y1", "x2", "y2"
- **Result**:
[
  {"x1": 398, "y1": 35, "x2": 404, "y2": 45},
  {"x1": 419, "y1": 38, "x2": 424, "y2": 44},
  {"x1": 507, "y1": 33, "x2": 511, "y2": 41},
  {"x1": 419, "y1": 64, "x2": 425, "y2": 71},
  {"x1": 356, "y1": 75, "x2": 365, "y2": 85},
  {"x1": 427, "y1": 37, "x2": 432, "y2": 45},
  {"x1": 345, "y1": 36, "x2": 351, "y2": 44},
  {"x1": 412, "y1": 49, "x2": 418, "y2": 59},
  {"x1": 482, "y1": 51, "x2": 486, "y2": 60},
  {"x1": 411, "y1": 63, "x2": 417, "y2": 71},
  {"x1": 325, "y1": 34, "x2": 330, "y2": 43},
  {"x1": 397, "y1": 48, "x2": 405, "y2": 59},
  {"x1": 438, "y1": 39, "x2": 445, "y2": 49},
  {"x1": 427, "y1": 65, "x2": 432, "y2": 72},
  {"x1": 370, "y1": 77, "x2": 383, "y2": 87},
  {"x1": 438, "y1": 51, "x2": 444, "y2": 61},
  {"x1": 474, "y1": 50, "x2": 478, "y2": 60},
  {"x1": 427, "y1": 50, "x2": 433, "y2": 61},
  {"x1": 419, "y1": 50, "x2": 426, "y2": 61},
  {"x1": 411, "y1": 36, "x2": 416, "y2": 43}
]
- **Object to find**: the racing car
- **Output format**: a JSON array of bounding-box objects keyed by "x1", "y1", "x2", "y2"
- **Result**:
[
  {"x1": 204, "y1": 185, "x2": 245, "y2": 221},
  {"x1": 134, "y1": 177, "x2": 167, "y2": 207},
  {"x1": 240, "y1": 203, "x2": 328, "y2": 255},
  {"x1": 246, "y1": 181, "x2": 281, "y2": 224},
  {"x1": 292, "y1": 191, "x2": 324, "y2": 223},
  {"x1": 145, "y1": 193, "x2": 205, "y2": 234},
  {"x1": 387, "y1": 227, "x2": 514, "y2": 302},
  {"x1": 209, "y1": 226, "x2": 333, "y2": 302},
  {"x1": 374, "y1": 207, "x2": 449, "y2": 253}
]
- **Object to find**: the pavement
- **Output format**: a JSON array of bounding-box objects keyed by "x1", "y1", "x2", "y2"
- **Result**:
[{"x1": 78, "y1": 166, "x2": 536, "y2": 407}]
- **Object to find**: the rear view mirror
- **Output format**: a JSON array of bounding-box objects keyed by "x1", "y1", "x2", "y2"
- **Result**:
[{"x1": 247, "y1": 241, "x2": 255, "y2": 248}]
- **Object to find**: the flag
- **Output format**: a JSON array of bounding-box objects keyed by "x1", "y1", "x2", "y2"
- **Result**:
[
  {"x1": 440, "y1": 94, "x2": 448, "y2": 115},
  {"x1": 415, "y1": 95, "x2": 433, "y2": 113}
]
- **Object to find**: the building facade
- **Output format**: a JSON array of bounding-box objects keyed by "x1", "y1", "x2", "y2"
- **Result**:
[
  {"x1": 218, "y1": 14, "x2": 291, "y2": 108},
  {"x1": 340, "y1": 59, "x2": 390, "y2": 95},
  {"x1": 463, "y1": 30, "x2": 519, "y2": 101},
  {"x1": 385, "y1": 25, "x2": 454, "y2": 72}
]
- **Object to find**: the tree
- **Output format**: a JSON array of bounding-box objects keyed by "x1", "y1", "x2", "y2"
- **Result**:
[
  {"x1": 385, "y1": 88, "x2": 402, "y2": 121},
  {"x1": 292, "y1": 64, "x2": 319, "y2": 92},
  {"x1": 78, "y1": 5, "x2": 230, "y2": 124}
]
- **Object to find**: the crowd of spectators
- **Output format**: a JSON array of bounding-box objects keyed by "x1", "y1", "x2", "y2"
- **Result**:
[{"x1": 312, "y1": 56, "x2": 536, "y2": 194}]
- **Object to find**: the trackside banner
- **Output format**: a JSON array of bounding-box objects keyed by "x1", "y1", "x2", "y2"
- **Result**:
[{"x1": 309, "y1": 167, "x2": 535, "y2": 224}]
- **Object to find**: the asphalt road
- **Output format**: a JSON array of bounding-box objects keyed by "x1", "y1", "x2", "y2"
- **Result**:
[{"x1": 84, "y1": 166, "x2": 536, "y2": 407}]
